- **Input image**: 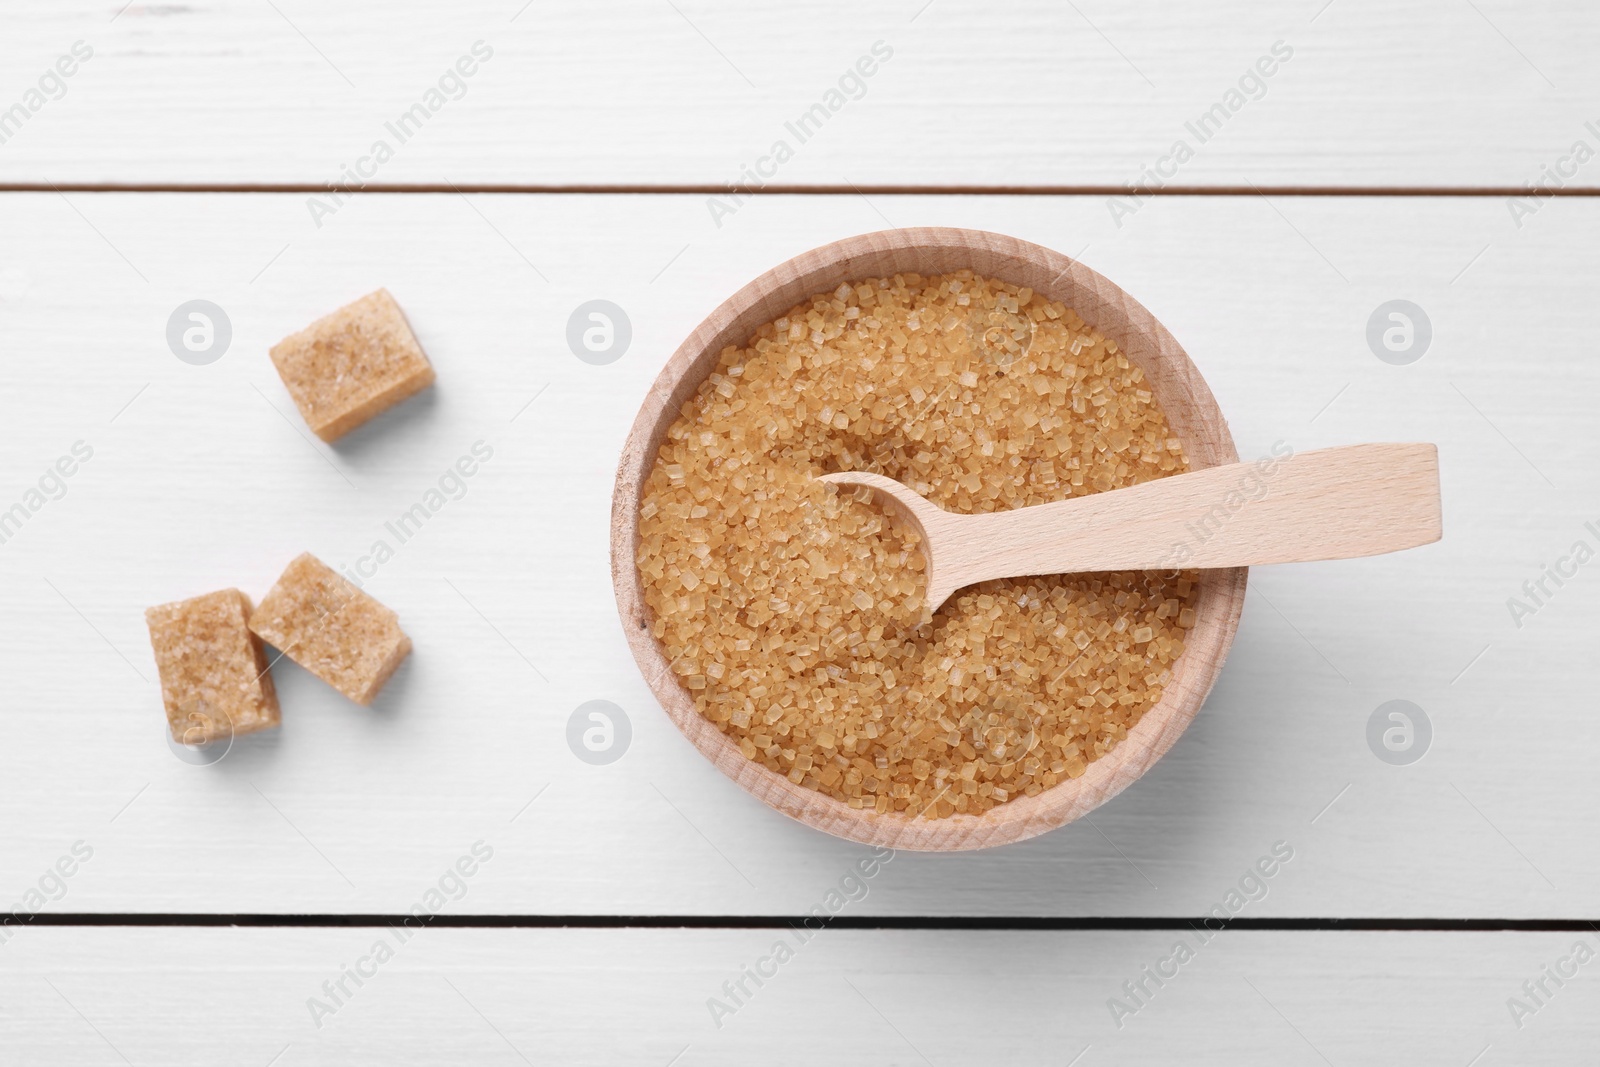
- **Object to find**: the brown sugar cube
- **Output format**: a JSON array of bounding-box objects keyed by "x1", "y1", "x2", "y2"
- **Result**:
[
  {"x1": 248, "y1": 553, "x2": 411, "y2": 706},
  {"x1": 269, "y1": 288, "x2": 436, "y2": 442},
  {"x1": 146, "y1": 589, "x2": 280, "y2": 744}
]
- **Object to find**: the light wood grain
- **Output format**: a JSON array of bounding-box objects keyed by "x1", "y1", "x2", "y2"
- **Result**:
[
  {"x1": 2, "y1": 926, "x2": 1594, "y2": 1064},
  {"x1": 0, "y1": 192, "x2": 1595, "y2": 916},
  {"x1": 612, "y1": 227, "x2": 1247, "y2": 850},
  {"x1": 2, "y1": 1, "x2": 1598, "y2": 189},
  {"x1": 823, "y1": 443, "x2": 1443, "y2": 609}
]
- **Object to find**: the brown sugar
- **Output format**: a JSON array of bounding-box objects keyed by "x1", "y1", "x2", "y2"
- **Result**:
[
  {"x1": 248, "y1": 553, "x2": 411, "y2": 706},
  {"x1": 146, "y1": 589, "x2": 280, "y2": 743},
  {"x1": 269, "y1": 289, "x2": 435, "y2": 442},
  {"x1": 637, "y1": 272, "x2": 1197, "y2": 819}
]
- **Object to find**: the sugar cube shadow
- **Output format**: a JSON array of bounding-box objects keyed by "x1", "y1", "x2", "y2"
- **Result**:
[
  {"x1": 216, "y1": 644, "x2": 419, "y2": 766},
  {"x1": 327, "y1": 385, "x2": 441, "y2": 463},
  {"x1": 200, "y1": 720, "x2": 285, "y2": 773},
  {"x1": 258, "y1": 641, "x2": 416, "y2": 720}
]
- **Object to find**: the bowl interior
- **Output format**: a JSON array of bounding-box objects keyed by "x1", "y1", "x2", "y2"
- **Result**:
[{"x1": 611, "y1": 228, "x2": 1247, "y2": 851}]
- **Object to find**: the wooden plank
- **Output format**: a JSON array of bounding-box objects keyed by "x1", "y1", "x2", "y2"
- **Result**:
[
  {"x1": 2, "y1": 927, "x2": 1595, "y2": 1063},
  {"x1": 0, "y1": 190, "x2": 1594, "y2": 917},
  {"x1": 1, "y1": 0, "x2": 1599, "y2": 189}
]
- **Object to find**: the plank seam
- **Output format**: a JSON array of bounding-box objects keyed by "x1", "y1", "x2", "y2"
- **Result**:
[
  {"x1": 0, "y1": 183, "x2": 1592, "y2": 197},
  {"x1": 11, "y1": 915, "x2": 1599, "y2": 931}
]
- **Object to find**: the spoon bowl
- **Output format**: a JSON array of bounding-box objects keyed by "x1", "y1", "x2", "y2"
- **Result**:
[{"x1": 611, "y1": 228, "x2": 1248, "y2": 850}]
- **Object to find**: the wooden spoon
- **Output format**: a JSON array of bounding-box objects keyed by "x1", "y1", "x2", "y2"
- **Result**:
[{"x1": 820, "y1": 442, "x2": 1442, "y2": 612}]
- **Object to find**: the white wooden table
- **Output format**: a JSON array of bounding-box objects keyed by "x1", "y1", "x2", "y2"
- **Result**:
[{"x1": 2, "y1": 2, "x2": 1597, "y2": 1062}]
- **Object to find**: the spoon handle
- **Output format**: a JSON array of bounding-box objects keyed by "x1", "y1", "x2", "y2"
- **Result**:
[{"x1": 949, "y1": 443, "x2": 1441, "y2": 583}]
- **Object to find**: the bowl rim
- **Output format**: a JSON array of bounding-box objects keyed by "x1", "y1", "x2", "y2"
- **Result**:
[{"x1": 610, "y1": 227, "x2": 1247, "y2": 851}]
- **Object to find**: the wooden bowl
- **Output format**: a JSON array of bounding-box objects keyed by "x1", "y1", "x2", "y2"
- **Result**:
[{"x1": 611, "y1": 228, "x2": 1247, "y2": 851}]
